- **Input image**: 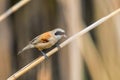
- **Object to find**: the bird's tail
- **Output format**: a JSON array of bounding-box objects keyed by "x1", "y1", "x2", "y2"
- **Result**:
[{"x1": 17, "y1": 44, "x2": 34, "y2": 55}]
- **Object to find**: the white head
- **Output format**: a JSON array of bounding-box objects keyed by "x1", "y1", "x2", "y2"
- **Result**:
[{"x1": 52, "y1": 28, "x2": 66, "y2": 40}]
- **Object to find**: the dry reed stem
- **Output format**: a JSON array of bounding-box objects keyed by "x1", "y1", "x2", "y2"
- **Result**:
[
  {"x1": 7, "y1": 8, "x2": 120, "y2": 80},
  {"x1": 0, "y1": 0, "x2": 30, "y2": 22}
]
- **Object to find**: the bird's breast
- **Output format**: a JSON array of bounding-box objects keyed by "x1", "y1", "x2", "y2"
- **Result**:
[{"x1": 34, "y1": 38, "x2": 58, "y2": 51}]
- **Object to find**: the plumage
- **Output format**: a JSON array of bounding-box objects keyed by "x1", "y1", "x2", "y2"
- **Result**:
[
  {"x1": 30, "y1": 32, "x2": 51, "y2": 44},
  {"x1": 18, "y1": 28, "x2": 66, "y2": 57}
]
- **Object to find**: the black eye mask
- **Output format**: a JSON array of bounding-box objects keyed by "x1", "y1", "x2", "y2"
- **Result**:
[{"x1": 55, "y1": 31, "x2": 65, "y2": 35}]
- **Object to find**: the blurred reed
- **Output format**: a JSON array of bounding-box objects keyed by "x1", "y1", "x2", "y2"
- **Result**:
[{"x1": 0, "y1": 0, "x2": 120, "y2": 80}]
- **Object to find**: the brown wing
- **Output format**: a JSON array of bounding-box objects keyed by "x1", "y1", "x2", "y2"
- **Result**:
[
  {"x1": 39, "y1": 32, "x2": 52, "y2": 43},
  {"x1": 30, "y1": 32, "x2": 52, "y2": 44}
]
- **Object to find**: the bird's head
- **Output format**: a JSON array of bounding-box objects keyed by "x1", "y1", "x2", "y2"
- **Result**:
[{"x1": 52, "y1": 28, "x2": 66, "y2": 40}]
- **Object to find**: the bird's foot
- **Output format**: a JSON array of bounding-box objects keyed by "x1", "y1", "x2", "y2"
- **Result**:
[
  {"x1": 40, "y1": 51, "x2": 48, "y2": 60},
  {"x1": 56, "y1": 44, "x2": 61, "y2": 50}
]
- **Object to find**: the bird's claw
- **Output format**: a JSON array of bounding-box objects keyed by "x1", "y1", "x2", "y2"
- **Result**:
[
  {"x1": 56, "y1": 44, "x2": 61, "y2": 50},
  {"x1": 40, "y1": 51, "x2": 48, "y2": 60}
]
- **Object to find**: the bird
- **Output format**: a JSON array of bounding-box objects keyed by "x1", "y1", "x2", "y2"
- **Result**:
[{"x1": 18, "y1": 28, "x2": 66, "y2": 59}]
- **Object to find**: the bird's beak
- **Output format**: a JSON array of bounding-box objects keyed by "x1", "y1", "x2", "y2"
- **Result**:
[{"x1": 63, "y1": 34, "x2": 67, "y2": 38}]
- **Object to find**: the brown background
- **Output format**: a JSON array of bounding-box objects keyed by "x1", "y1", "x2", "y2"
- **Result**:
[{"x1": 0, "y1": 0, "x2": 120, "y2": 80}]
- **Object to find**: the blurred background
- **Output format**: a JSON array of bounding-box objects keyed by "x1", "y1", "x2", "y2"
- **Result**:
[{"x1": 0, "y1": 0, "x2": 120, "y2": 80}]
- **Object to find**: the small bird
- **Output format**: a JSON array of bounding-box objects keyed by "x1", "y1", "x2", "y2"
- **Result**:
[{"x1": 18, "y1": 28, "x2": 66, "y2": 59}]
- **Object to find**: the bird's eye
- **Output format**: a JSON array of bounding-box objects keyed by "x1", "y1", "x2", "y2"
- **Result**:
[{"x1": 55, "y1": 31, "x2": 65, "y2": 35}]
